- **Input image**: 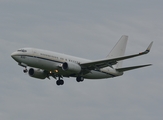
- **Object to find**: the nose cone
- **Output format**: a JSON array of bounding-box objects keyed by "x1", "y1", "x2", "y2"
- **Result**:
[
  {"x1": 11, "y1": 52, "x2": 16, "y2": 58},
  {"x1": 11, "y1": 52, "x2": 19, "y2": 61}
]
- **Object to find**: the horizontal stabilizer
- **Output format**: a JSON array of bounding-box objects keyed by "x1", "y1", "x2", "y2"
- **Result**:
[{"x1": 116, "y1": 64, "x2": 152, "y2": 72}]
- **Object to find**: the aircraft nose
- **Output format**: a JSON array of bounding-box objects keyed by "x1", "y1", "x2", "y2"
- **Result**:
[
  {"x1": 11, "y1": 52, "x2": 15, "y2": 58},
  {"x1": 11, "y1": 52, "x2": 18, "y2": 60}
]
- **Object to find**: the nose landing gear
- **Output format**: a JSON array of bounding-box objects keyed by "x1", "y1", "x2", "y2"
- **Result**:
[{"x1": 23, "y1": 68, "x2": 28, "y2": 73}]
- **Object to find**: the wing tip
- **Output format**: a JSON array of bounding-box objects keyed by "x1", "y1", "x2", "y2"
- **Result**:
[
  {"x1": 146, "y1": 41, "x2": 153, "y2": 52},
  {"x1": 139, "y1": 41, "x2": 153, "y2": 55}
]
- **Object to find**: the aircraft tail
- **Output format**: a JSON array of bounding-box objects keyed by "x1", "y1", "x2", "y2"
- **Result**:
[{"x1": 107, "y1": 35, "x2": 128, "y2": 68}]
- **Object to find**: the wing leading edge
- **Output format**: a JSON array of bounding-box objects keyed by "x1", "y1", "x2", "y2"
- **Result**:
[{"x1": 81, "y1": 41, "x2": 153, "y2": 70}]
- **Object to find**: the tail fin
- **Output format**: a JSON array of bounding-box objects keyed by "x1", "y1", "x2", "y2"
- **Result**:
[{"x1": 107, "y1": 35, "x2": 128, "y2": 68}]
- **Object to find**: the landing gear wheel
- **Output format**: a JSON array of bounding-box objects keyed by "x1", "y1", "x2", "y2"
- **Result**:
[
  {"x1": 60, "y1": 80, "x2": 64, "y2": 85},
  {"x1": 76, "y1": 76, "x2": 84, "y2": 82},
  {"x1": 23, "y1": 68, "x2": 28, "y2": 73},
  {"x1": 56, "y1": 80, "x2": 64, "y2": 86}
]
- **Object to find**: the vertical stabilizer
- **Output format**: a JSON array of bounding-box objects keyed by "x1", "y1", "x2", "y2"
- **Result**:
[{"x1": 107, "y1": 35, "x2": 128, "y2": 68}]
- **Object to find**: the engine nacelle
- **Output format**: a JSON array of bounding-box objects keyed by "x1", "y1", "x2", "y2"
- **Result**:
[
  {"x1": 28, "y1": 68, "x2": 47, "y2": 79},
  {"x1": 62, "y1": 62, "x2": 81, "y2": 73}
]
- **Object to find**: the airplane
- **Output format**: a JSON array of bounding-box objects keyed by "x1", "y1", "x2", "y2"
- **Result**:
[{"x1": 11, "y1": 35, "x2": 153, "y2": 86}]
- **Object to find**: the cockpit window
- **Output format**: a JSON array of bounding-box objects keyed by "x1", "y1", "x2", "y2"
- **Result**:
[{"x1": 17, "y1": 49, "x2": 27, "y2": 52}]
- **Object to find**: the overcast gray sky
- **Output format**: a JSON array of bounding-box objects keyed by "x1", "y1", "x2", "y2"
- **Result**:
[{"x1": 0, "y1": 0, "x2": 163, "y2": 120}]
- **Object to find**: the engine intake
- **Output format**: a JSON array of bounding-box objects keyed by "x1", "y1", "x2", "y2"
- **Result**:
[
  {"x1": 62, "y1": 62, "x2": 81, "y2": 73},
  {"x1": 28, "y1": 68, "x2": 47, "y2": 79}
]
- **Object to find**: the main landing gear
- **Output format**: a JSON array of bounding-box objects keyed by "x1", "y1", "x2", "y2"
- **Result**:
[
  {"x1": 76, "y1": 76, "x2": 84, "y2": 82},
  {"x1": 56, "y1": 77, "x2": 64, "y2": 86},
  {"x1": 56, "y1": 76, "x2": 84, "y2": 86},
  {"x1": 56, "y1": 80, "x2": 64, "y2": 86}
]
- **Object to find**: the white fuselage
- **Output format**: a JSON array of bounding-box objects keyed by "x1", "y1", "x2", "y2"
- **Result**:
[{"x1": 11, "y1": 48, "x2": 122, "y2": 79}]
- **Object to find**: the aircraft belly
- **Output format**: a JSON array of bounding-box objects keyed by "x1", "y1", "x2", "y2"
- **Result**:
[
  {"x1": 24, "y1": 57, "x2": 59, "y2": 70},
  {"x1": 22, "y1": 56, "x2": 38, "y2": 67},
  {"x1": 83, "y1": 70, "x2": 113, "y2": 79}
]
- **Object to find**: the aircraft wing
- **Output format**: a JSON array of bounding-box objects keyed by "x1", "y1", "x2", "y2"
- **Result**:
[{"x1": 81, "y1": 42, "x2": 153, "y2": 70}]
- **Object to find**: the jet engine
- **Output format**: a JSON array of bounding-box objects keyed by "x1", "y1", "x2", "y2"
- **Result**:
[
  {"x1": 28, "y1": 68, "x2": 47, "y2": 79},
  {"x1": 62, "y1": 62, "x2": 81, "y2": 73}
]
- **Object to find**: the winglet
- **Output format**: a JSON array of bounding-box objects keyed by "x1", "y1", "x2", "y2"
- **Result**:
[
  {"x1": 146, "y1": 41, "x2": 153, "y2": 52},
  {"x1": 139, "y1": 41, "x2": 153, "y2": 54}
]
